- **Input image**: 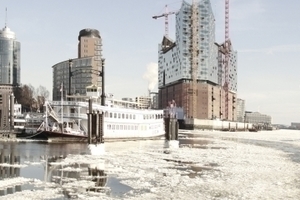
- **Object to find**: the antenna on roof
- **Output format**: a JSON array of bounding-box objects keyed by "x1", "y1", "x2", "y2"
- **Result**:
[{"x1": 5, "y1": 7, "x2": 7, "y2": 27}]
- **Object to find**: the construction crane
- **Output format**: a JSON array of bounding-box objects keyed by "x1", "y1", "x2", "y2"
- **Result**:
[
  {"x1": 191, "y1": 0, "x2": 199, "y2": 119},
  {"x1": 223, "y1": 0, "x2": 231, "y2": 120},
  {"x1": 152, "y1": 5, "x2": 176, "y2": 37}
]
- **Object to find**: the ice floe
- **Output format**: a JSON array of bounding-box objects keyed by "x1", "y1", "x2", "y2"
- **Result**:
[{"x1": 0, "y1": 130, "x2": 299, "y2": 199}]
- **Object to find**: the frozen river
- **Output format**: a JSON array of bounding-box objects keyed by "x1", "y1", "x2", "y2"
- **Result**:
[{"x1": 0, "y1": 129, "x2": 299, "y2": 199}]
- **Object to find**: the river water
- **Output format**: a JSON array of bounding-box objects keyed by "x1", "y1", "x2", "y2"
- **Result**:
[{"x1": 0, "y1": 129, "x2": 299, "y2": 199}]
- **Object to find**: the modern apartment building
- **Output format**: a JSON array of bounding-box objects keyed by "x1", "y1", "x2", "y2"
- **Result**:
[
  {"x1": 158, "y1": 0, "x2": 237, "y2": 120},
  {"x1": 0, "y1": 26, "x2": 20, "y2": 86},
  {"x1": 52, "y1": 28, "x2": 103, "y2": 100}
]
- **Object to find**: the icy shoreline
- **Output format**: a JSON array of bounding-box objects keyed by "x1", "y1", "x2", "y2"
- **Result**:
[{"x1": 0, "y1": 130, "x2": 299, "y2": 199}]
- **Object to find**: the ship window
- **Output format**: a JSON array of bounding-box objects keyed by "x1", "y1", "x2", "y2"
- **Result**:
[
  {"x1": 122, "y1": 114, "x2": 125, "y2": 118},
  {"x1": 120, "y1": 125, "x2": 123, "y2": 130},
  {"x1": 114, "y1": 113, "x2": 117, "y2": 118},
  {"x1": 107, "y1": 124, "x2": 111, "y2": 129},
  {"x1": 110, "y1": 113, "x2": 112, "y2": 118},
  {"x1": 118, "y1": 113, "x2": 121, "y2": 118},
  {"x1": 105, "y1": 112, "x2": 108, "y2": 117},
  {"x1": 133, "y1": 115, "x2": 135, "y2": 120},
  {"x1": 112, "y1": 125, "x2": 115, "y2": 130},
  {"x1": 116, "y1": 125, "x2": 119, "y2": 129},
  {"x1": 129, "y1": 114, "x2": 132, "y2": 119},
  {"x1": 126, "y1": 114, "x2": 128, "y2": 119},
  {"x1": 124, "y1": 125, "x2": 127, "y2": 130}
]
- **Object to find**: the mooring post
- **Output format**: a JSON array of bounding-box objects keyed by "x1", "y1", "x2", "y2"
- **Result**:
[
  {"x1": 10, "y1": 93, "x2": 14, "y2": 136},
  {"x1": 87, "y1": 98, "x2": 105, "y2": 155},
  {"x1": 97, "y1": 111, "x2": 104, "y2": 144},
  {"x1": 87, "y1": 99, "x2": 92, "y2": 144},
  {"x1": 164, "y1": 100, "x2": 179, "y2": 148}
]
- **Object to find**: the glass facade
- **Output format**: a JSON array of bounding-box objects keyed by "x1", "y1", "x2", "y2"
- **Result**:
[
  {"x1": 158, "y1": 0, "x2": 237, "y2": 93},
  {"x1": 52, "y1": 57, "x2": 97, "y2": 101},
  {"x1": 158, "y1": 0, "x2": 218, "y2": 87},
  {"x1": 0, "y1": 27, "x2": 20, "y2": 86}
]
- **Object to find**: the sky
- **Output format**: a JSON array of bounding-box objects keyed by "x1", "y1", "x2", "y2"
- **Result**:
[{"x1": 0, "y1": 0, "x2": 299, "y2": 125}]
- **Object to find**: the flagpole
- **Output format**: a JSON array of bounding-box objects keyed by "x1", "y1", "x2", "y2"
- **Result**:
[{"x1": 61, "y1": 83, "x2": 63, "y2": 129}]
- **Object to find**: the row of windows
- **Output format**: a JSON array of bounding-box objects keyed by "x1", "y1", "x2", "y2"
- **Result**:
[
  {"x1": 104, "y1": 112, "x2": 163, "y2": 120},
  {"x1": 107, "y1": 124, "x2": 138, "y2": 130},
  {"x1": 107, "y1": 124, "x2": 161, "y2": 131}
]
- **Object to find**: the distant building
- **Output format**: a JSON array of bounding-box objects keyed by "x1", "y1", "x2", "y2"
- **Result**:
[
  {"x1": 290, "y1": 122, "x2": 300, "y2": 129},
  {"x1": 0, "y1": 26, "x2": 20, "y2": 86},
  {"x1": 52, "y1": 28, "x2": 103, "y2": 101},
  {"x1": 122, "y1": 97, "x2": 134, "y2": 102},
  {"x1": 135, "y1": 96, "x2": 151, "y2": 109},
  {"x1": 245, "y1": 111, "x2": 272, "y2": 125},
  {"x1": 236, "y1": 98, "x2": 245, "y2": 122}
]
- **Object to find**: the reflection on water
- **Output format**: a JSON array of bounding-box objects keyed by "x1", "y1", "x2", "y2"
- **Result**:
[
  {"x1": 0, "y1": 142, "x2": 110, "y2": 198},
  {"x1": 0, "y1": 143, "x2": 21, "y2": 196},
  {"x1": 0, "y1": 131, "x2": 299, "y2": 199},
  {"x1": 46, "y1": 155, "x2": 108, "y2": 198}
]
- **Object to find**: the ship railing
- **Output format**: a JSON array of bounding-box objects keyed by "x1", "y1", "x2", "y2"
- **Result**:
[
  {"x1": 50, "y1": 101, "x2": 88, "y2": 107},
  {"x1": 62, "y1": 113, "x2": 87, "y2": 119}
]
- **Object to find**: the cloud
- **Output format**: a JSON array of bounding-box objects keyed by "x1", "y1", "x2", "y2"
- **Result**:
[{"x1": 143, "y1": 62, "x2": 158, "y2": 91}]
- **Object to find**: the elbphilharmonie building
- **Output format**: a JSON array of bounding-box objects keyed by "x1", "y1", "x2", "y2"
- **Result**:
[{"x1": 158, "y1": 0, "x2": 237, "y2": 121}]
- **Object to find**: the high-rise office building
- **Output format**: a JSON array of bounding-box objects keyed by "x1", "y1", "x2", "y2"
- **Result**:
[
  {"x1": 0, "y1": 26, "x2": 20, "y2": 86},
  {"x1": 52, "y1": 28, "x2": 103, "y2": 100},
  {"x1": 158, "y1": 0, "x2": 237, "y2": 120},
  {"x1": 236, "y1": 98, "x2": 245, "y2": 122}
]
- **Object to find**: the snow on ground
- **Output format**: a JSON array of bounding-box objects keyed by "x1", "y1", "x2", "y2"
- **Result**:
[{"x1": 1, "y1": 129, "x2": 300, "y2": 199}]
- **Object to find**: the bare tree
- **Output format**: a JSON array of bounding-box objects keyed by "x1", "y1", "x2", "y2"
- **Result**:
[
  {"x1": 13, "y1": 84, "x2": 49, "y2": 113},
  {"x1": 19, "y1": 84, "x2": 34, "y2": 112},
  {"x1": 36, "y1": 85, "x2": 50, "y2": 112}
]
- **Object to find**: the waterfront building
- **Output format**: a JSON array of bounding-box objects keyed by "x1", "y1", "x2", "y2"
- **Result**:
[
  {"x1": 157, "y1": 0, "x2": 237, "y2": 121},
  {"x1": 0, "y1": 26, "x2": 20, "y2": 86},
  {"x1": 245, "y1": 111, "x2": 272, "y2": 125},
  {"x1": 52, "y1": 29, "x2": 103, "y2": 101},
  {"x1": 0, "y1": 84, "x2": 13, "y2": 135}
]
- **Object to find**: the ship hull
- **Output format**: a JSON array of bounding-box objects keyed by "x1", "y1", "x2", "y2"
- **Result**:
[{"x1": 20, "y1": 130, "x2": 164, "y2": 143}]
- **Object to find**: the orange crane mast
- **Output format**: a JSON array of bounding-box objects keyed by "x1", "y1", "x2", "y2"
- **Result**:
[
  {"x1": 191, "y1": 0, "x2": 199, "y2": 119},
  {"x1": 224, "y1": 0, "x2": 231, "y2": 120},
  {"x1": 152, "y1": 5, "x2": 177, "y2": 37}
]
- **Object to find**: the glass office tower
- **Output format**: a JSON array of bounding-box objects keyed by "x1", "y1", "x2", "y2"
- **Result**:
[{"x1": 0, "y1": 26, "x2": 21, "y2": 86}]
